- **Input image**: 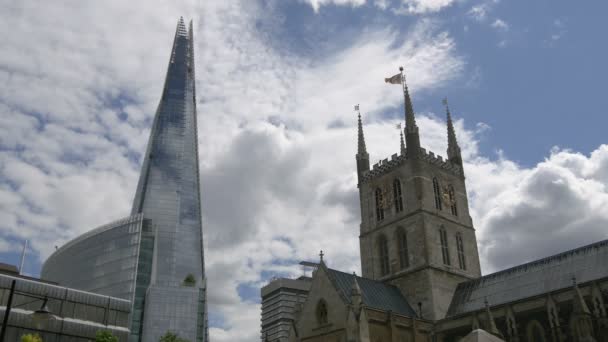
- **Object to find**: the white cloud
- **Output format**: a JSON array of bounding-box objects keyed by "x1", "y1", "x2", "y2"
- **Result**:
[
  {"x1": 393, "y1": 0, "x2": 456, "y2": 15},
  {"x1": 302, "y1": 0, "x2": 456, "y2": 14},
  {"x1": 302, "y1": 0, "x2": 366, "y2": 12},
  {"x1": 491, "y1": 18, "x2": 509, "y2": 31},
  {"x1": 467, "y1": 0, "x2": 500, "y2": 22}
]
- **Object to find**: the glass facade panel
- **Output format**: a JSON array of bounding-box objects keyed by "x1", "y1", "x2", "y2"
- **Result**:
[{"x1": 42, "y1": 215, "x2": 144, "y2": 303}]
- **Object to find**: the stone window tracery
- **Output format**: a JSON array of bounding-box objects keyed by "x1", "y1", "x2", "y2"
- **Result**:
[
  {"x1": 448, "y1": 185, "x2": 457, "y2": 216},
  {"x1": 375, "y1": 188, "x2": 384, "y2": 221},
  {"x1": 378, "y1": 235, "x2": 390, "y2": 276},
  {"x1": 433, "y1": 177, "x2": 442, "y2": 210},
  {"x1": 393, "y1": 179, "x2": 404, "y2": 213},
  {"x1": 439, "y1": 227, "x2": 450, "y2": 266},
  {"x1": 398, "y1": 229, "x2": 409, "y2": 269},
  {"x1": 456, "y1": 233, "x2": 466, "y2": 270},
  {"x1": 526, "y1": 320, "x2": 546, "y2": 342},
  {"x1": 316, "y1": 299, "x2": 328, "y2": 325}
]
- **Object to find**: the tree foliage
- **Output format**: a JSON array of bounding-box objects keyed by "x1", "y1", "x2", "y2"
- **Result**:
[
  {"x1": 159, "y1": 331, "x2": 190, "y2": 342},
  {"x1": 95, "y1": 330, "x2": 118, "y2": 342},
  {"x1": 183, "y1": 273, "x2": 196, "y2": 287},
  {"x1": 21, "y1": 334, "x2": 42, "y2": 342}
]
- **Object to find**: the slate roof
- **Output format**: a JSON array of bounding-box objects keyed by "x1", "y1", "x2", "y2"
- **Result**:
[
  {"x1": 447, "y1": 239, "x2": 608, "y2": 317},
  {"x1": 324, "y1": 267, "x2": 417, "y2": 317}
]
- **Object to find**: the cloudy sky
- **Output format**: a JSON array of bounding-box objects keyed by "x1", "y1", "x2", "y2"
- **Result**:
[{"x1": 1, "y1": 0, "x2": 608, "y2": 340}]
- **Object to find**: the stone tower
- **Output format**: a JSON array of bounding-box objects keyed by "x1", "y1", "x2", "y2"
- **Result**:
[{"x1": 356, "y1": 74, "x2": 481, "y2": 321}]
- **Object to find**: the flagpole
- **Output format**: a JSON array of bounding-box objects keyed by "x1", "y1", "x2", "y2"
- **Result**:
[{"x1": 399, "y1": 66, "x2": 407, "y2": 131}]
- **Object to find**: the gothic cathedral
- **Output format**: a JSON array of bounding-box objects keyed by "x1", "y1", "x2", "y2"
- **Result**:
[{"x1": 356, "y1": 74, "x2": 481, "y2": 321}]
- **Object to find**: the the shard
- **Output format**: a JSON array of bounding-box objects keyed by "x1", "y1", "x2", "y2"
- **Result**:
[
  {"x1": 131, "y1": 17, "x2": 208, "y2": 342},
  {"x1": 42, "y1": 18, "x2": 208, "y2": 342}
]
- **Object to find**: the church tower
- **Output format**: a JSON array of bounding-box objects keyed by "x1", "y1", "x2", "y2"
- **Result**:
[{"x1": 356, "y1": 69, "x2": 481, "y2": 321}]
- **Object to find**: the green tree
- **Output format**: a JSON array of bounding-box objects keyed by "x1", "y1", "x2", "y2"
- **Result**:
[
  {"x1": 183, "y1": 273, "x2": 196, "y2": 287},
  {"x1": 159, "y1": 331, "x2": 190, "y2": 342},
  {"x1": 95, "y1": 330, "x2": 118, "y2": 342},
  {"x1": 20, "y1": 334, "x2": 42, "y2": 342}
]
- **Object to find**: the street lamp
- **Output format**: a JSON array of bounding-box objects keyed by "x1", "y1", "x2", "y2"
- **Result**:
[
  {"x1": 31, "y1": 296, "x2": 55, "y2": 329},
  {"x1": 0, "y1": 279, "x2": 57, "y2": 342}
]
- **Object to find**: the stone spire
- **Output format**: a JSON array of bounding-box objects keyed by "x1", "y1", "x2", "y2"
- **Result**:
[
  {"x1": 400, "y1": 68, "x2": 421, "y2": 159},
  {"x1": 484, "y1": 298, "x2": 505, "y2": 338},
  {"x1": 572, "y1": 277, "x2": 591, "y2": 314},
  {"x1": 350, "y1": 273, "x2": 363, "y2": 314},
  {"x1": 570, "y1": 277, "x2": 596, "y2": 340},
  {"x1": 444, "y1": 98, "x2": 462, "y2": 168},
  {"x1": 355, "y1": 106, "x2": 370, "y2": 185},
  {"x1": 400, "y1": 129, "x2": 405, "y2": 155}
]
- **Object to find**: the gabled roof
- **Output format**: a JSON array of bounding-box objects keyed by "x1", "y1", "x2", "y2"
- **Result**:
[
  {"x1": 324, "y1": 267, "x2": 417, "y2": 317},
  {"x1": 447, "y1": 239, "x2": 608, "y2": 317}
]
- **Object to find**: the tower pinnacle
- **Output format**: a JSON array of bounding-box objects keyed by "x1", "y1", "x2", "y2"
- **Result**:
[
  {"x1": 400, "y1": 67, "x2": 421, "y2": 158},
  {"x1": 355, "y1": 105, "x2": 370, "y2": 185},
  {"x1": 399, "y1": 126, "x2": 406, "y2": 155},
  {"x1": 444, "y1": 98, "x2": 463, "y2": 168}
]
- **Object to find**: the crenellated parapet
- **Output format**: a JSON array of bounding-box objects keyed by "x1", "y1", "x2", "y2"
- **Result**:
[{"x1": 360, "y1": 147, "x2": 462, "y2": 183}]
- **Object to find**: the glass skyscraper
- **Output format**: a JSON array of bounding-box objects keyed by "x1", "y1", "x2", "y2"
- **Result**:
[{"x1": 42, "y1": 18, "x2": 208, "y2": 342}]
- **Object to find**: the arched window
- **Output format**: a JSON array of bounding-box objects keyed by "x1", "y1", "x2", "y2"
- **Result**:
[
  {"x1": 393, "y1": 179, "x2": 404, "y2": 213},
  {"x1": 439, "y1": 227, "x2": 450, "y2": 266},
  {"x1": 397, "y1": 229, "x2": 409, "y2": 269},
  {"x1": 378, "y1": 235, "x2": 390, "y2": 276},
  {"x1": 456, "y1": 233, "x2": 466, "y2": 270},
  {"x1": 433, "y1": 177, "x2": 442, "y2": 210},
  {"x1": 316, "y1": 299, "x2": 328, "y2": 325},
  {"x1": 448, "y1": 185, "x2": 458, "y2": 216},
  {"x1": 526, "y1": 320, "x2": 546, "y2": 342},
  {"x1": 375, "y1": 188, "x2": 384, "y2": 221}
]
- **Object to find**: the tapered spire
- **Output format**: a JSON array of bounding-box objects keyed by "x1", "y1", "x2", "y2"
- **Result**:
[
  {"x1": 357, "y1": 108, "x2": 367, "y2": 156},
  {"x1": 484, "y1": 299, "x2": 505, "y2": 338},
  {"x1": 444, "y1": 98, "x2": 463, "y2": 167},
  {"x1": 355, "y1": 105, "x2": 370, "y2": 185},
  {"x1": 400, "y1": 67, "x2": 421, "y2": 158}
]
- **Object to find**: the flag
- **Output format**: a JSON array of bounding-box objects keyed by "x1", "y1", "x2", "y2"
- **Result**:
[
  {"x1": 385, "y1": 73, "x2": 402, "y2": 85},
  {"x1": 354, "y1": 104, "x2": 360, "y2": 111}
]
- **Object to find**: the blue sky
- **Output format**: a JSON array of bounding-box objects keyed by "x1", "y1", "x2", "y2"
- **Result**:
[{"x1": 2, "y1": 0, "x2": 608, "y2": 340}]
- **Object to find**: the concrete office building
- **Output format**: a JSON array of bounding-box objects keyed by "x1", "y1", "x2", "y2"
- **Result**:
[{"x1": 261, "y1": 277, "x2": 311, "y2": 341}]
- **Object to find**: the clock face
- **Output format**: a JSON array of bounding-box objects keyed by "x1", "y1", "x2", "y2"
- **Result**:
[{"x1": 442, "y1": 186, "x2": 455, "y2": 205}]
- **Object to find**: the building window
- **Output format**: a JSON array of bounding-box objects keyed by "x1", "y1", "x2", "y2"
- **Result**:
[
  {"x1": 393, "y1": 179, "x2": 404, "y2": 213},
  {"x1": 398, "y1": 229, "x2": 409, "y2": 269},
  {"x1": 526, "y1": 320, "x2": 546, "y2": 342},
  {"x1": 448, "y1": 185, "x2": 458, "y2": 216},
  {"x1": 439, "y1": 228, "x2": 450, "y2": 266},
  {"x1": 316, "y1": 299, "x2": 328, "y2": 325},
  {"x1": 456, "y1": 233, "x2": 466, "y2": 270},
  {"x1": 433, "y1": 177, "x2": 442, "y2": 210},
  {"x1": 378, "y1": 235, "x2": 390, "y2": 276},
  {"x1": 375, "y1": 188, "x2": 384, "y2": 221}
]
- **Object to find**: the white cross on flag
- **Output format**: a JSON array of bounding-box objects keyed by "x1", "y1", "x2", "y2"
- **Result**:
[{"x1": 385, "y1": 73, "x2": 402, "y2": 84}]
